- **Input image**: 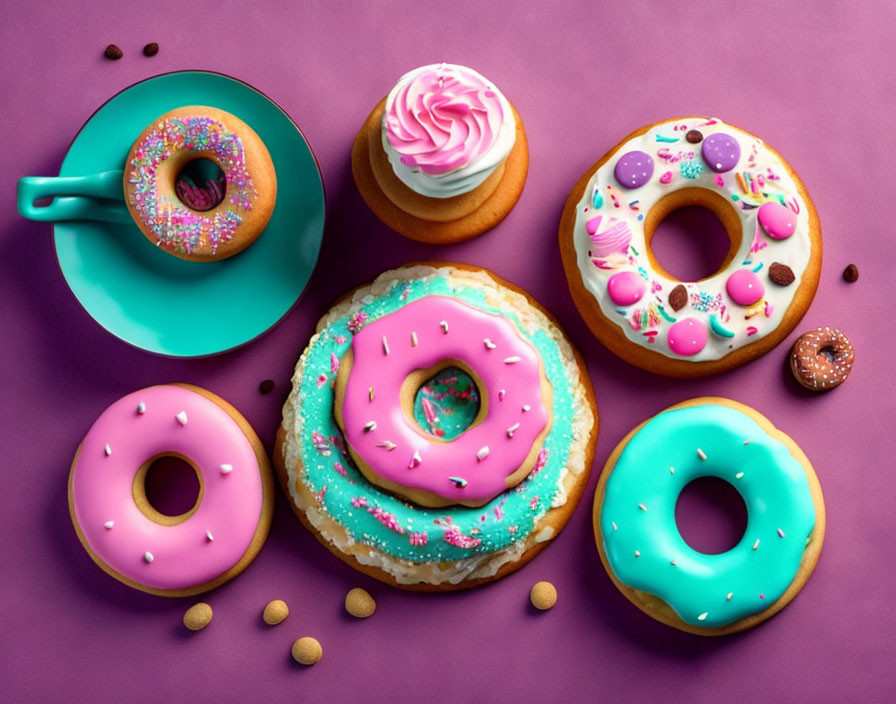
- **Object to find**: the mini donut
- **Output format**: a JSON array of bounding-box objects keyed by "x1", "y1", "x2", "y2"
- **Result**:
[
  {"x1": 275, "y1": 263, "x2": 597, "y2": 590},
  {"x1": 790, "y1": 327, "x2": 854, "y2": 391},
  {"x1": 559, "y1": 118, "x2": 822, "y2": 377},
  {"x1": 352, "y1": 64, "x2": 528, "y2": 244},
  {"x1": 124, "y1": 106, "x2": 276, "y2": 261},
  {"x1": 69, "y1": 384, "x2": 274, "y2": 596},
  {"x1": 593, "y1": 397, "x2": 825, "y2": 635}
]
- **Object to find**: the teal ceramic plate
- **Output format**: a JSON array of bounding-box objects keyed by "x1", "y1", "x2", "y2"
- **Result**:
[{"x1": 49, "y1": 71, "x2": 325, "y2": 357}]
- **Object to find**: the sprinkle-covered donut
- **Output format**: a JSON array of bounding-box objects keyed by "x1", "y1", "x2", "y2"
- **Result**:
[
  {"x1": 69, "y1": 384, "x2": 274, "y2": 596},
  {"x1": 124, "y1": 106, "x2": 276, "y2": 261},
  {"x1": 275, "y1": 263, "x2": 597, "y2": 589},
  {"x1": 559, "y1": 118, "x2": 821, "y2": 377},
  {"x1": 790, "y1": 327, "x2": 855, "y2": 391},
  {"x1": 594, "y1": 398, "x2": 824, "y2": 635}
]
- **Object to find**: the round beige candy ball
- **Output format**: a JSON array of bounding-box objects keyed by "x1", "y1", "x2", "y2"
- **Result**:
[
  {"x1": 292, "y1": 637, "x2": 322, "y2": 666},
  {"x1": 263, "y1": 599, "x2": 289, "y2": 625},
  {"x1": 530, "y1": 581, "x2": 557, "y2": 610},
  {"x1": 183, "y1": 602, "x2": 213, "y2": 630},
  {"x1": 344, "y1": 588, "x2": 376, "y2": 618}
]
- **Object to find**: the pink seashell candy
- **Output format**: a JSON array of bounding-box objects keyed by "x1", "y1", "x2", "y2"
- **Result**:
[
  {"x1": 757, "y1": 201, "x2": 796, "y2": 240},
  {"x1": 586, "y1": 215, "x2": 632, "y2": 257}
]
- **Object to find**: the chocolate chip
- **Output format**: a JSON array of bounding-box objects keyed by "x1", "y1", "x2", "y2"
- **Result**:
[
  {"x1": 259, "y1": 379, "x2": 275, "y2": 395},
  {"x1": 769, "y1": 262, "x2": 795, "y2": 286},
  {"x1": 668, "y1": 284, "x2": 688, "y2": 311},
  {"x1": 143, "y1": 42, "x2": 159, "y2": 57},
  {"x1": 843, "y1": 263, "x2": 858, "y2": 283},
  {"x1": 685, "y1": 130, "x2": 703, "y2": 144},
  {"x1": 104, "y1": 44, "x2": 123, "y2": 60}
]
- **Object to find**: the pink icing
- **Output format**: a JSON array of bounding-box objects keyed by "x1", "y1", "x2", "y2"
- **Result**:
[
  {"x1": 726, "y1": 269, "x2": 765, "y2": 306},
  {"x1": 586, "y1": 215, "x2": 632, "y2": 257},
  {"x1": 71, "y1": 386, "x2": 264, "y2": 591},
  {"x1": 757, "y1": 201, "x2": 796, "y2": 240},
  {"x1": 667, "y1": 317, "x2": 708, "y2": 356},
  {"x1": 384, "y1": 66, "x2": 506, "y2": 175},
  {"x1": 340, "y1": 296, "x2": 548, "y2": 504},
  {"x1": 607, "y1": 271, "x2": 647, "y2": 306}
]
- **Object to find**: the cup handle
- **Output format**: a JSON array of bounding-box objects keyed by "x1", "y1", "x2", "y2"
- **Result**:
[{"x1": 17, "y1": 171, "x2": 132, "y2": 223}]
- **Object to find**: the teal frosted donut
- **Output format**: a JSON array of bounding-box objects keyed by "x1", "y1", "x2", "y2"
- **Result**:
[
  {"x1": 276, "y1": 264, "x2": 597, "y2": 589},
  {"x1": 595, "y1": 398, "x2": 824, "y2": 634}
]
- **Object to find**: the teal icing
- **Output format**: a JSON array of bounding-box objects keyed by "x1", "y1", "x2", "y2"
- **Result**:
[
  {"x1": 296, "y1": 274, "x2": 577, "y2": 563},
  {"x1": 411, "y1": 366, "x2": 480, "y2": 441},
  {"x1": 600, "y1": 404, "x2": 817, "y2": 628}
]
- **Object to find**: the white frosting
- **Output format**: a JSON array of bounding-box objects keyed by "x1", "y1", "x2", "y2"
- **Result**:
[
  {"x1": 381, "y1": 64, "x2": 516, "y2": 199},
  {"x1": 572, "y1": 118, "x2": 813, "y2": 362}
]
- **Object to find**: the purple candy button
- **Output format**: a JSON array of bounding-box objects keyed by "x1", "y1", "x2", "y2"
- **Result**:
[
  {"x1": 614, "y1": 150, "x2": 654, "y2": 189},
  {"x1": 701, "y1": 133, "x2": 741, "y2": 173}
]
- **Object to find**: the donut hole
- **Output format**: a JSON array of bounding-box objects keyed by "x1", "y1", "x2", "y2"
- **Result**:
[
  {"x1": 406, "y1": 363, "x2": 482, "y2": 441},
  {"x1": 644, "y1": 188, "x2": 741, "y2": 283},
  {"x1": 134, "y1": 454, "x2": 203, "y2": 525},
  {"x1": 174, "y1": 157, "x2": 226, "y2": 212},
  {"x1": 675, "y1": 477, "x2": 747, "y2": 554},
  {"x1": 819, "y1": 345, "x2": 837, "y2": 363}
]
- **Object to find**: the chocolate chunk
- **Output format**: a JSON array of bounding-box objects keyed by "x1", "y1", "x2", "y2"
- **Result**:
[
  {"x1": 143, "y1": 42, "x2": 159, "y2": 57},
  {"x1": 843, "y1": 263, "x2": 859, "y2": 283},
  {"x1": 259, "y1": 379, "x2": 275, "y2": 395},
  {"x1": 685, "y1": 130, "x2": 703, "y2": 144},
  {"x1": 769, "y1": 262, "x2": 795, "y2": 286},
  {"x1": 104, "y1": 44, "x2": 123, "y2": 60},
  {"x1": 668, "y1": 284, "x2": 688, "y2": 311}
]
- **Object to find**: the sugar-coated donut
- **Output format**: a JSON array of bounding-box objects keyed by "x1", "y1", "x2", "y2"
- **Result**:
[
  {"x1": 559, "y1": 118, "x2": 821, "y2": 377},
  {"x1": 593, "y1": 397, "x2": 825, "y2": 635},
  {"x1": 124, "y1": 106, "x2": 276, "y2": 261},
  {"x1": 275, "y1": 263, "x2": 597, "y2": 590},
  {"x1": 790, "y1": 327, "x2": 854, "y2": 391},
  {"x1": 69, "y1": 384, "x2": 274, "y2": 596},
  {"x1": 352, "y1": 64, "x2": 528, "y2": 244}
]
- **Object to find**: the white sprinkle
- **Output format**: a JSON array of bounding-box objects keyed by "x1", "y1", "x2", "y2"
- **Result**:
[
  {"x1": 670, "y1": 466, "x2": 675, "y2": 475},
  {"x1": 410, "y1": 332, "x2": 418, "y2": 347},
  {"x1": 206, "y1": 530, "x2": 214, "y2": 542},
  {"x1": 507, "y1": 422, "x2": 520, "y2": 438},
  {"x1": 104, "y1": 521, "x2": 114, "y2": 530},
  {"x1": 483, "y1": 338, "x2": 497, "y2": 349},
  {"x1": 522, "y1": 404, "x2": 530, "y2": 412},
  {"x1": 143, "y1": 551, "x2": 154, "y2": 564},
  {"x1": 697, "y1": 612, "x2": 708, "y2": 621},
  {"x1": 777, "y1": 528, "x2": 786, "y2": 538},
  {"x1": 634, "y1": 550, "x2": 641, "y2": 557},
  {"x1": 476, "y1": 446, "x2": 490, "y2": 461},
  {"x1": 409, "y1": 450, "x2": 422, "y2": 469},
  {"x1": 752, "y1": 539, "x2": 760, "y2": 550},
  {"x1": 136, "y1": 402, "x2": 146, "y2": 415},
  {"x1": 382, "y1": 336, "x2": 390, "y2": 355},
  {"x1": 697, "y1": 448, "x2": 707, "y2": 461},
  {"x1": 104, "y1": 443, "x2": 112, "y2": 457},
  {"x1": 377, "y1": 441, "x2": 396, "y2": 451},
  {"x1": 176, "y1": 411, "x2": 188, "y2": 426},
  {"x1": 727, "y1": 593, "x2": 733, "y2": 601},
  {"x1": 735, "y1": 472, "x2": 744, "y2": 479},
  {"x1": 364, "y1": 421, "x2": 377, "y2": 432},
  {"x1": 440, "y1": 320, "x2": 449, "y2": 334},
  {"x1": 611, "y1": 521, "x2": 618, "y2": 531},
  {"x1": 638, "y1": 503, "x2": 648, "y2": 511},
  {"x1": 503, "y1": 356, "x2": 521, "y2": 364},
  {"x1": 219, "y1": 464, "x2": 233, "y2": 474},
  {"x1": 498, "y1": 389, "x2": 506, "y2": 401}
]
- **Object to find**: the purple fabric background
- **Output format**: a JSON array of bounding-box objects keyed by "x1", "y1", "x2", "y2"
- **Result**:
[{"x1": 2, "y1": 2, "x2": 894, "y2": 701}]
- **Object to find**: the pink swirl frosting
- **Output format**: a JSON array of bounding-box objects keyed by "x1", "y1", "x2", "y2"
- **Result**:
[{"x1": 382, "y1": 64, "x2": 516, "y2": 198}]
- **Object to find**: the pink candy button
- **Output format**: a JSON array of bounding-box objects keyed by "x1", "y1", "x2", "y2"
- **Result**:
[
  {"x1": 607, "y1": 271, "x2": 647, "y2": 306},
  {"x1": 726, "y1": 269, "x2": 765, "y2": 306},
  {"x1": 667, "y1": 317, "x2": 707, "y2": 356},
  {"x1": 757, "y1": 201, "x2": 796, "y2": 240}
]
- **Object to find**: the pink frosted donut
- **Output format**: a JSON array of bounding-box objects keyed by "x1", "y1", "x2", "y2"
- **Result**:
[
  {"x1": 68, "y1": 384, "x2": 274, "y2": 596},
  {"x1": 334, "y1": 296, "x2": 552, "y2": 508}
]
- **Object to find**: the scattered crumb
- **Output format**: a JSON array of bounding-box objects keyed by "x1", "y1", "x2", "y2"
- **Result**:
[
  {"x1": 530, "y1": 581, "x2": 557, "y2": 611},
  {"x1": 143, "y1": 42, "x2": 159, "y2": 57},
  {"x1": 103, "y1": 44, "x2": 123, "y2": 60},
  {"x1": 843, "y1": 263, "x2": 858, "y2": 283},
  {"x1": 259, "y1": 379, "x2": 275, "y2": 395},
  {"x1": 345, "y1": 588, "x2": 376, "y2": 618},
  {"x1": 183, "y1": 603, "x2": 213, "y2": 631},
  {"x1": 292, "y1": 637, "x2": 322, "y2": 666},
  {"x1": 263, "y1": 599, "x2": 289, "y2": 625}
]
